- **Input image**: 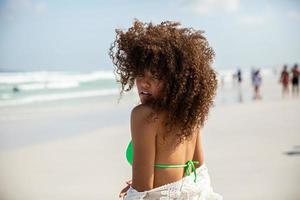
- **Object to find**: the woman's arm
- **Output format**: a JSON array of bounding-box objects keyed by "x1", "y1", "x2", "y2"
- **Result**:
[{"x1": 130, "y1": 105, "x2": 158, "y2": 192}]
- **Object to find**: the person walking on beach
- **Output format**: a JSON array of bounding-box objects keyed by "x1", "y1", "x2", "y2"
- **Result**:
[
  {"x1": 110, "y1": 19, "x2": 222, "y2": 200},
  {"x1": 253, "y1": 69, "x2": 262, "y2": 100},
  {"x1": 280, "y1": 65, "x2": 290, "y2": 98},
  {"x1": 237, "y1": 68, "x2": 242, "y2": 84},
  {"x1": 291, "y1": 64, "x2": 299, "y2": 97},
  {"x1": 236, "y1": 69, "x2": 243, "y2": 102}
]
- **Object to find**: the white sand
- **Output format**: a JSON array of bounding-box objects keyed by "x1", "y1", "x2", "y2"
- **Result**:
[
  {"x1": 0, "y1": 97, "x2": 299, "y2": 199},
  {"x1": 203, "y1": 99, "x2": 300, "y2": 200}
]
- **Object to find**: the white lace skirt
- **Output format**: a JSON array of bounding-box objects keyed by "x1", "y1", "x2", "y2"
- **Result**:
[{"x1": 123, "y1": 164, "x2": 223, "y2": 200}]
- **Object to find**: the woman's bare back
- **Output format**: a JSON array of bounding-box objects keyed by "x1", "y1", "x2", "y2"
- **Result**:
[{"x1": 153, "y1": 113, "x2": 204, "y2": 188}]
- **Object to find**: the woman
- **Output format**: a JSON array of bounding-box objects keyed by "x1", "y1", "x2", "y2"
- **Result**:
[
  {"x1": 280, "y1": 65, "x2": 290, "y2": 98},
  {"x1": 253, "y1": 69, "x2": 262, "y2": 100},
  {"x1": 291, "y1": 64, "x2": 299, "y2": 97},
  {"x1": 109, "y1": 19, "x2": 222, "y2": 200}
]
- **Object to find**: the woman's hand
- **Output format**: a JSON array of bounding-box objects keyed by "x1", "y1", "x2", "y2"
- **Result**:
[{"x1": 119, "y1": 180, "x2": 132, "y2": 199}]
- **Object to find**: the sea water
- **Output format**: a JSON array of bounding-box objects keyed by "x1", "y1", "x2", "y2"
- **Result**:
[{"x1": 0, "y1": 70, "x2": 120, "y2": 106}]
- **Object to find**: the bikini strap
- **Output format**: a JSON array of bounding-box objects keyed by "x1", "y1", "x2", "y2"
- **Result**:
[{"x1": 154, "y1": 160, "x2": 199, "y2": 183}]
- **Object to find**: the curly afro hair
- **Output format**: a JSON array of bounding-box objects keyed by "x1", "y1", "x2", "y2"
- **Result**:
[{"x1": 109, "y1": 19, "x2": 217, "y2": 142}]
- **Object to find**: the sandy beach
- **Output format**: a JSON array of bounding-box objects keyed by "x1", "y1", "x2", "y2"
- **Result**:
[{"x1": 0, "y1": 85, "x2": 300, "y2": 200}]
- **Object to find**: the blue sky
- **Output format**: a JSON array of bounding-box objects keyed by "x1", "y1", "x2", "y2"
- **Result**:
[{"x1": 0, "y1": 0, "x2": 299, "y2": 71}]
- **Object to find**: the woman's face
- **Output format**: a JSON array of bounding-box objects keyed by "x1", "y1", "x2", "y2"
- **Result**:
[{"x1": 135, "y1": 70, "x2": 165, "y2": 104}]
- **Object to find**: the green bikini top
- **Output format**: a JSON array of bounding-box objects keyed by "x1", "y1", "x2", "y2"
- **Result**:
[{"x1": 126, "y1": 140, "x2": 199, "y2": 182}]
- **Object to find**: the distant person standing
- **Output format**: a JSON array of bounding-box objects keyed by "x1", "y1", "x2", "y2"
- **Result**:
[
  {"x1": 253, "y1": 70, "x2": 262, "y2": 100},
  {"x1": 236, "y1": 69, "x2": 243, "y2": 102},
  {"x1": 291, "y1": 64, "x2": 299, "y2": 97},
  {"x1": 280, "y1": 65, "x2": 289, "y2": 98},
  {"x1": 237, "y1": 69, "x2": 242, "y2": 84}
]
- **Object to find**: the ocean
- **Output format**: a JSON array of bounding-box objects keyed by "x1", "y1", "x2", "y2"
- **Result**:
[{"x1": 0, "y1": 70, "x2": 120, "y2": 107}]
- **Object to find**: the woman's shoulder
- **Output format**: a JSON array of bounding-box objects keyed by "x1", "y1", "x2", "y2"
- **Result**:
[
  {"x1": 131, "y1": 104, "x2": 160, "y2": 122},
  {"x1": 131, "y1": 104, "x2": 160, "y2": 137},
  {"x1": 131, "y1": 104, "x2": 153, "y2": 114}
]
